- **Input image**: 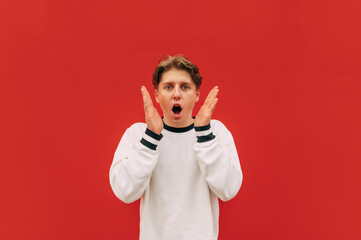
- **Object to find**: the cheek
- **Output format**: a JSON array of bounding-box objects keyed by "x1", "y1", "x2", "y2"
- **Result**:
[
  {"x1": 185, "y1": 98, "x2": 197, "y2": 109},
  {"x1": 158, "y1": 96, "x2": 170, "y2": 107}
]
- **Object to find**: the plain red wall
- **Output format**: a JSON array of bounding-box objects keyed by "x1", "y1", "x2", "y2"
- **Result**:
[{"x1": 1, "y1": 0, "x2": 360, "y2": 239}]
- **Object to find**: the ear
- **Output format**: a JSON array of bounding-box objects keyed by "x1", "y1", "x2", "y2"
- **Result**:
[
  {"x1": 195, "y1": 89, "x2": 200, "y2": 102},
  {"x1": 154, "y1": 88, "x2": 159, "y2": 103}
]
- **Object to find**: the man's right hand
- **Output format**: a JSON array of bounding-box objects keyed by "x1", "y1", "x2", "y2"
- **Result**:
[{"x1": 141, "y1": 86, "x2": 163, "y2": 135}]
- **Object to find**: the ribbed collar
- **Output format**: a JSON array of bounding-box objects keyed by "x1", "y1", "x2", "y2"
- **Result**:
[{"x1": 163, "y1": 122, "x2": 194, "y2": 133}]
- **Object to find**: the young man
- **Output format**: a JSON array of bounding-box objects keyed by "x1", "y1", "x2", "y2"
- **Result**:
[{"x1": 109, "y1": 55, "x2": 243, "y2": 240}]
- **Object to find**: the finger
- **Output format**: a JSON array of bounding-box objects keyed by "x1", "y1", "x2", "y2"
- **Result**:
[
  {"x1": 142, "y1": 95, "x2": 150, "y2": 111},
  {"x1": 141, "y1": 86, "x2": 154, "y2": 109},
  {"x1": 141, "y1": 86, "x2": 151, "y2": 99},
  {"x1": 204, "y1": 87, "x2": 215, "y2": 106},
  {"x1": 141, "y1": 87, "x2": 148, "y2": 110},
  {"x1": 205, "y1": 87, "x2": 219, "y2": 107},
  {"x1": 208, "y1": 87, "x2": 219, "y2": 102},
  {"x1": 141, "y1": 86, "x2": 152, "y2": 99},
  {"x1": 212, "y1": 87, "x2": 219, "y2": 100},
  {"x1": 209, "y1": 98, "x2": 218, "y2": 114}
]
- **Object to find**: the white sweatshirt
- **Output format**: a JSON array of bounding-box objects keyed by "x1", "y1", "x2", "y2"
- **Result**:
[{"x1": 109, "y1": 120, "x2": 243, "y2": 240}]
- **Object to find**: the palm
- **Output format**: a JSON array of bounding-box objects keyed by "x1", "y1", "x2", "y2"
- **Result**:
[
  {"x1": 141, "y1": 86, "x2": 163, "y2": 134},
  {"x1": 195, "y1": 86, "x2": 219, "y2": 127}
]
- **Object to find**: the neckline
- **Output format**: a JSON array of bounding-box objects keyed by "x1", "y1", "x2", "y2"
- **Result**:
[{"x1": 163, "y1": 122, "x2": 194, "y2": 133}]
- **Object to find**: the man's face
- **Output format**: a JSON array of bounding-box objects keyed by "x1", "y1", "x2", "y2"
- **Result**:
[{"x1": 155, "y1": 68, "x2": 200, "y2": 128}]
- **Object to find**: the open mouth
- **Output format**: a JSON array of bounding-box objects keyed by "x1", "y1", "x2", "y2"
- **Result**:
[{"x1": 172, "y1": 104, "x2": 182, "y2": 115}]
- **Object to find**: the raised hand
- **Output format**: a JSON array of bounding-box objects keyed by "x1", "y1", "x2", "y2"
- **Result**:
[
  {"x1": 141, "y1": 86, "x2": 163, "y2": 135},
  {"x1": 194, "y1": 86, "x2": 219, "y2": 127}
]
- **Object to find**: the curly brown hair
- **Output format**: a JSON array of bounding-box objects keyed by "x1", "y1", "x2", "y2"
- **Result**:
[{"x1": 152, "y1": 54, "x2": 203, "y2": 89}]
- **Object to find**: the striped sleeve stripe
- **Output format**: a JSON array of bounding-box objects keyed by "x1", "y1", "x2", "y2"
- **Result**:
[
  {"x1": 194, "y1": 124, "x2": 212, "y2": 137},
  {"x1": 194, "y1": 124, "x2": 211, "y2": 131},
  {"x1": 140, "y1": 138, "x2": 157, "y2": 150},
  {"x1": 196, "y1": 133, "x2": 216, "y2": 143},
  {"x1": 140, "y1": 128, "x2": 163, "y2": 150},
  {"x1": 195, "y1": 128, "x2": 212, "y2": 137},
  {"x1": 145, "y1": 128, "x2": 163, "y2": 141}
]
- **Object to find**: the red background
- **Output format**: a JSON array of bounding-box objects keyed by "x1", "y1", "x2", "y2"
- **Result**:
[{"x1": 1, "y1": 0, "x2": 360, "y2": 239}]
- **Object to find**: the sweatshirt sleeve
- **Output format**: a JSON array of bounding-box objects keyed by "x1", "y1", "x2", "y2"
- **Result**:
[
  {"x1": 194, "y1": 120, "x2": 243, "y2": 201},
  {"x1": 109, "y1": 123, "x2": 162, "y2": 203}
]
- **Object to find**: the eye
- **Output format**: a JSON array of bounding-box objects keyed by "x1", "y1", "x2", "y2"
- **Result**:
[
  {"x1": 182, "y1": 85, "x2": 189, "y2": 90},
  {"x1": 165, "y1": 85, "x2": 172, "y2": 90}
]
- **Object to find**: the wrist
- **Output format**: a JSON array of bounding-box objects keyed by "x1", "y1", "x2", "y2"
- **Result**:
[
  {"x1": 140, "y1": 128, "x2": 163, "y2": 150},
  {"x1": 147, "y1": 127, "x2": 162, "y2": 135},
  {"x1": 194, "y1": 118, "x2": 210, "y2": 127},
  {"x1": 194, "y1": 124, "x2": 215, "y2": 143},
  {"x1": 146, "y1": 128, "x2": 163, "y2": 138}
]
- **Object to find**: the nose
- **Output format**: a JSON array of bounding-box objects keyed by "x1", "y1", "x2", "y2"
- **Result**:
[{"x1": 173, "y1": 86, "x2": 181, "y2": 100}]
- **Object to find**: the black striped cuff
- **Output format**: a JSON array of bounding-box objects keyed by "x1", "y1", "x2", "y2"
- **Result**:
[
  {"x1": 145, "y1": 128, "x2": 163, "y2": 140},
  {"x1": 196, "y1": 133, "x2": 216, "y2": 143},
  {"x1": 140, "y1": 138, "x2": 157, "y2": 150},
  {"x1": 195, "y1": 124, "x2": 215, "y2": 143},
  {"x1": 140, "y1": 128, "x2": 163, "y2": 150},
  {"x1": 194, "y1": 124, "x2": 211, "y2": 131}
]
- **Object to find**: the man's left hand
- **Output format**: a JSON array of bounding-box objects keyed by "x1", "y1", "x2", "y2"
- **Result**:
[{"x1": 194, "y1": 86, "x2": 219, "y2": 127}]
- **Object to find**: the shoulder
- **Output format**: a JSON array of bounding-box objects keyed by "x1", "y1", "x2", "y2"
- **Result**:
[
  {"x1": 121, "y1": 122, "x2": 147, "y2": 141},
  {"x1": 210, "y1": 119, "x2": 229, "y2": 132},
  {"x1": 210, "y1": 119, "x2": 235, "y2": 141},
  {"x1": 127, "y1": 122, "x2": 147, "y2": 131}
]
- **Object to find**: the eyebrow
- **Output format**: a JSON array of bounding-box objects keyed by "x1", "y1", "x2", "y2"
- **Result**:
[{"x1": 162, "y1": 81, "x2": 192, "y2": 85}]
